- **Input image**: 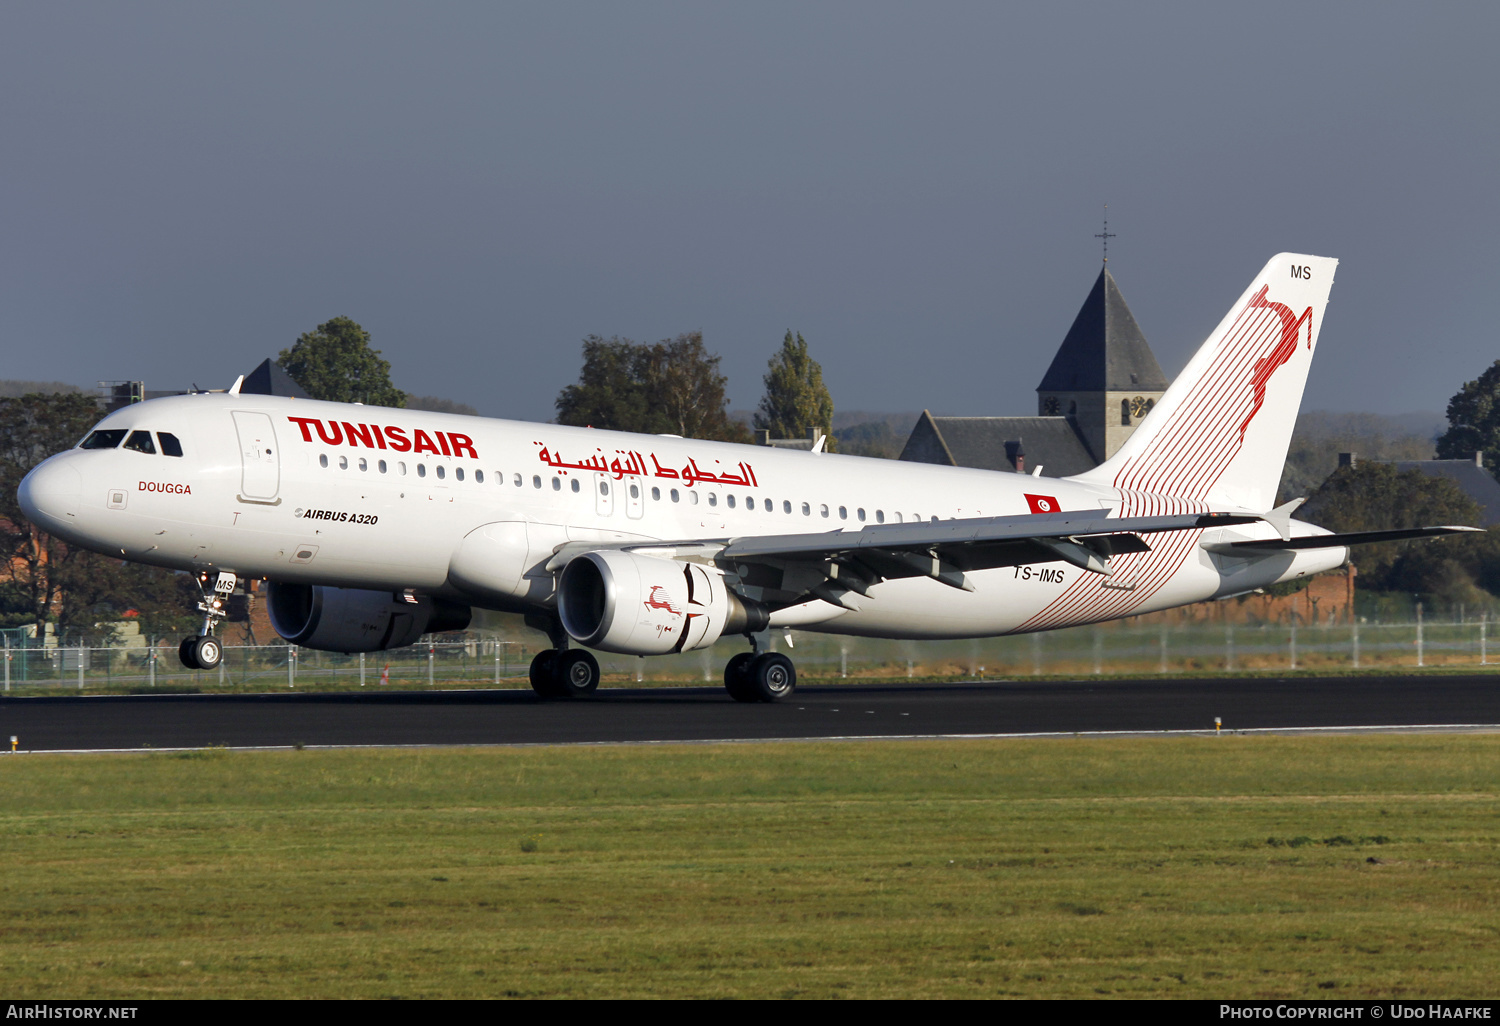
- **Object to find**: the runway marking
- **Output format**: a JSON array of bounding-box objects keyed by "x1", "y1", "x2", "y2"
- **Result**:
[{"x1": 10, "y1": 722, "x2": 1500, "y2": 756}]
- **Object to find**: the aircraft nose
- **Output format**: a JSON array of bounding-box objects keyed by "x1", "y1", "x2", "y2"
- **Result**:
[{"x1": 17, "y1": 458, "x2": 82, "y2": 529}]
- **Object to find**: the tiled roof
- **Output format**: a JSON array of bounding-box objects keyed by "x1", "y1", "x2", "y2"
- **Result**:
[{"x1": 899, "y1": 412, "x2": 1098, "y2": 478}]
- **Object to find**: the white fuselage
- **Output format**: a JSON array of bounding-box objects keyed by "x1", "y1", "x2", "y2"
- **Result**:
[{"x1": 18, "y1": 393, "x2": 1344, "y2": 641}]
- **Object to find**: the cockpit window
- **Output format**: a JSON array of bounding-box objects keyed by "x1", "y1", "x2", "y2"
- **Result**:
[
  {"x1": 122, "y1": 431, "x2": 157, "y2": 454},
  {"x1": 158, "y1": 432, "x2": 184, "y2": 457},
  {"x1": 80, "y1": 430, "x2": 127, "y2": 450}
]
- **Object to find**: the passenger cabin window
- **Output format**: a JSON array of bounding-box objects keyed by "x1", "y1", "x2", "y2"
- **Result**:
[
  {"x1": 708, "y1": 493, "x2": 717, "y2": 507},
  {"x1": 475, "y1": 470, "x2": 483, "y2": 483},
  {"x1": 417, "y1": 464, "x2": 426, "y2": 478},
  {"x1": 378, "y1": 460, "x2": 388, "y2": 474},
  {"x1": 838, "y1": 506, "x2": 848, "y2": 520},
  {"x1": 123, "y1": 431, "x2": 156, "y2": 454},
  {"x1": 339, "y1": 455, "x2": 349, "y2": 470},
  {"x1": 532, "y1": 475, "x2": 541, "y2": 488},
  {"x1": 726, "y1": 495, "x2": 736, "y2": 509},
  {"x1": 158, "y1": 433, "x2": 183, "y2": 457},
  {"x1": 820, "y1": 504, "x2": 829, "y2": 518},
  {"x1": 651, "y1": 486, "x2": 660, "y2": 501},
  {"x1": 552, "y1": 477, "x2": 561, "y2": 491},
  {"x1": 358, "y1": 457, "x2": 368, "y2": 472},
  {"x1": 80, "y1": 429, "x2": 127, "y2": 450},
  {"x1": 319, "y1": 454, "x2": 329, "y2": 468},
  {"x1": 455, "y1": 468, "x2": 464, "y2": 481},
  {"x1": 688, "y1": 491, "x2": 699, "y2": 505},
  {"x1": 436, "y1": 466, "x2": 445, "y2": 480},
  {"x1": 671, "y1": 489, "x2": 680, "y2": 503},
  {"x1": 571, "y1": 479, "x2": 581, "y2": 493},
  {"x1": 783, "y1": 500, "x2": 792, "y2": 514}
]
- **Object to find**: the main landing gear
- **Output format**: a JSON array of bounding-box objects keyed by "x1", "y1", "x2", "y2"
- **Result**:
[
  {"x1": 724, "y1": 649, "x2": 796, "y2": 703},
  {"x1": 529, "y1": 648, "x2": 601, "y2": 699},
  {"x1": 526, "y1": 614, "x2": 601, "y2": 699},
  {"x1": 178, "y1": 571, "x2": 236, "y2": 670}
]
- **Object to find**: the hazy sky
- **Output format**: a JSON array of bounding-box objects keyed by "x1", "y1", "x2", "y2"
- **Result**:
[{"x1": 2, "y1": 2, "x2": 1496, "y2": 424}]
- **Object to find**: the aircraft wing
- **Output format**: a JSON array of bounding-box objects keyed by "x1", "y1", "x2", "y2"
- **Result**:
[
  {"x1": 545, "y1": 508, "x2": 1260, "y2": 609},
  {"x1": 721, "y1": 509, "x2": 1254, "y2": 567}
]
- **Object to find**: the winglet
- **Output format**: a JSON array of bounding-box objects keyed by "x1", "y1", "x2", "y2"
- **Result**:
[
  {"x1": 1262, "y1": 497, "x2": 1306, "y2": 541},
  {"x1": 227, "y1": 374, "x2": 245, "y2": 396}
]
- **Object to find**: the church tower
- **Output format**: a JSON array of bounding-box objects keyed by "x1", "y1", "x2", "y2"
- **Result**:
[{"x1": 1036, "y1": 266, "x2": 1167, "y2": 462}]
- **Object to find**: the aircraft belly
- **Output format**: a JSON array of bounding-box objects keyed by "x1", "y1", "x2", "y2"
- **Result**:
[
  {"x1": 812, "y1": 555, "x2": 1228, "y2": 640},
  {"x1": 810, "y1": 568, "x2": 1072, "y2": 640}
]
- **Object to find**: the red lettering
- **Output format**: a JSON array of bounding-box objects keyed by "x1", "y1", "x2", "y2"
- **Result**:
[
  {"x1": 138, "y1": 481, "x2": 146, "y2": 491},
  {"x1": 384, "y1": 426, "x2": 412, "y2": 452},
  {"x1": 287, "y1": 417, "x2": 318, "y2": 442},
  {"x1": 447, "y1": 432, "x2": 477, "y2": 459},
  {"x1": 370, "y1": 425, "x2": 387, "y2": 449},
  {"x1": 412, "y1": 429, "x2": 441, "y2": 455},
  {"x1": 314, "y1": 420, "x2": 343, "y2": 445},
  {"x1": 437, "y1": 431, "x2": 452, "y2": 457},
  {"x1": 342, "y1": 422, "x2": 374, "y2": 448}
]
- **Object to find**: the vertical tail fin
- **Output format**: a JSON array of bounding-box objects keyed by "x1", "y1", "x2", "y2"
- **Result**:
[{"x1": 1072, "y1": 253, "x2": 1338, "y2": 510}]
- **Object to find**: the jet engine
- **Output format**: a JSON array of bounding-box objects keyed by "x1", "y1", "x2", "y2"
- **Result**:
[
  {"x1": 557, "y1": 550, "x2": 768, "y2": 655},
  {"x1": 267, "y1": 582, "x2": 472, "y2": 653}
]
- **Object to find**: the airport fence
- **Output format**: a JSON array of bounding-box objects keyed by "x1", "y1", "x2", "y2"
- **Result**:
[{"x1": 3, "y1": 610, "x2": 1499, "y2": 691}]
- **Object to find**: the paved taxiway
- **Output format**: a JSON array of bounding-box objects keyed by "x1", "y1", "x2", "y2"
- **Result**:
[{"x1": 2, "y1": 674, "x2": 1498, "y2": 751}]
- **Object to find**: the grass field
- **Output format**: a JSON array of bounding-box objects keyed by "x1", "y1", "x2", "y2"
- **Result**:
[{"x1": 1, "y1": 735, "x2": 1496, "y2": 998}]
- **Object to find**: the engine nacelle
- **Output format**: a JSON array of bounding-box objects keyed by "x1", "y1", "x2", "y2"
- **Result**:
[
  {"x1": 267, "y1": 582, "x2": 472, "y2": 653},
  {"x1": 557, "y1": 550, "x2": 768, "y2": 655}
]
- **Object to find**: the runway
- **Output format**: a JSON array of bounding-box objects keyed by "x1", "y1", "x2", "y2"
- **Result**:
[{"x1": 3, "y1": 674, "x2": 1499, "y2": 752}]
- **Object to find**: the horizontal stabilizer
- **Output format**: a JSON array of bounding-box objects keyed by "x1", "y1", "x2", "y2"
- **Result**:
[{"x1": 1205, "y1": 526, "x2": 1483, "y2": 553}]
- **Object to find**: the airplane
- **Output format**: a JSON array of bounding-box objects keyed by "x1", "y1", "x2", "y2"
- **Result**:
[{"x1": 15, "y1": 253, "x2": 1479, "y2": 701}]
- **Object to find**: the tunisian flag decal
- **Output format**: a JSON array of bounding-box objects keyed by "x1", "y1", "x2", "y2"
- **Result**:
[{"x1": 1024, "y1": 493, "x2": 1060, "y2": 514}]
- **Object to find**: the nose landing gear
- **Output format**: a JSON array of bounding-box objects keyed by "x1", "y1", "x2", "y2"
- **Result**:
[{"x1": 178, "y1": 571, "x2": 236, "y2": 670}]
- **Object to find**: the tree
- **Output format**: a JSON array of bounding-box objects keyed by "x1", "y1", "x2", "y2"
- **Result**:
[
  {"x1": 754, "y1": 331, "x2": 835, "y2": 449},
  {"x1": 277, "y1": 317, "x2": 406, "y2": 407},
  {"x1": 0, "y1": 393, "x2": 110, "y2": 630},
  {"x1": 1276, "y1": 411, "x2": 1437, "y2": 505},
  {"x1": 1301, "y1": 462, "x2": 1491, "y2": 602},
  {"x1": 555, "y1": 333, "x2": 749, "y2": 442},
  {"x1": 406, "y1": 395, "x2": 478, "y2": 416},
  {"x1": 1436, "y1": 360, "x2": 1500, "y2": 470}
]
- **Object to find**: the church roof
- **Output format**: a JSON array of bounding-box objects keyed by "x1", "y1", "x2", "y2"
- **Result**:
[
  {"x1": 240, "y1": 358, "x2": 312, "y2": 400},
  {"x1": 1037, "y1": 267, "x2": 1168, "y2": 393},
  {"x1": 899, "y1": 412, "x2": 1098, "y2": 478}
]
